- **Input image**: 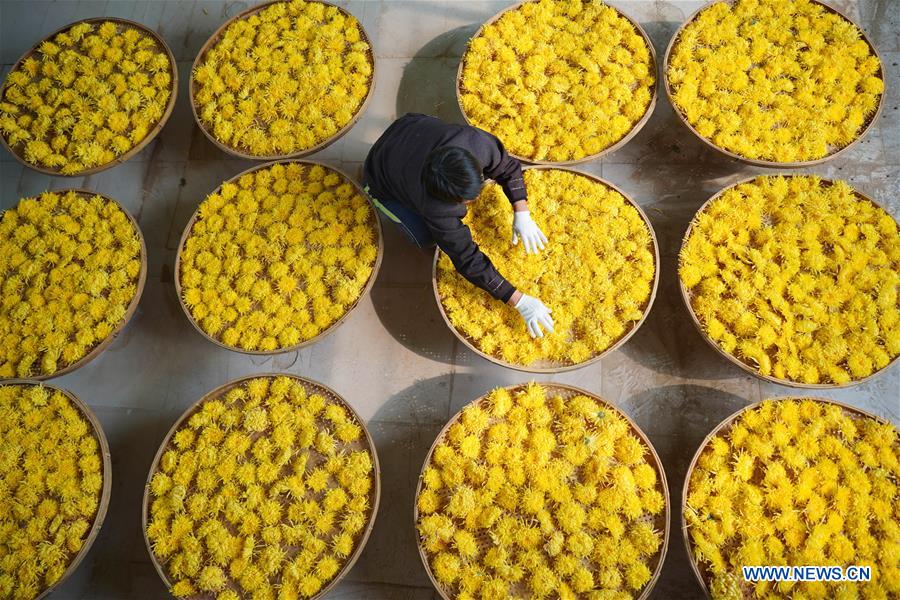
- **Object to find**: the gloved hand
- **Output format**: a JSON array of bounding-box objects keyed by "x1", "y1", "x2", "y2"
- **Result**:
[
  {"x1": 512, "y1": 210, "x2": 548, "y2": 254},
  {"x1": 514, "y1": 294, "x2": 555, "y2": 338}
]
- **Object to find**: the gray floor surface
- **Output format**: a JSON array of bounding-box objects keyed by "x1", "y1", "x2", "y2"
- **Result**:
[{"x1": 0, "y1": 1, "x2": 897, "y2": 599}]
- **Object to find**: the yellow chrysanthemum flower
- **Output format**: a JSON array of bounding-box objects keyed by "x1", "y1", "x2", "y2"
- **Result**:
[
  {"x1": 146, "y1": 375, "x2": 376, "y2": 599},
  {"x1": 686, "y1": 398, "x2": 899, "y2": 599},
  {"x1": 177, "y1": 162, "x2": 380, "y2": 352},
  {"x1": 0, "y1": 383, "x2": 106, "y2": 598},
  {"x1": 680, "y1": 175, "x2": 899, "y2": 385},
  {"x1": 436, "y1": 168, "x2": 657, "y2": 368},
  {"x1": 459, "y1": 0, "x2": 655, "y2": 162},
  {"x1": 667, "y1": 0, "x2": 883, "y2": 163},
  {"x1": 0, "y1": 20, "x2": 174, "y2": 174},
  {"x1": 192, "y1": 0, "x2": 373, "y2": 157},
  {"x1": 0, "y1": 190, "x2": 144, "y2": 379},
  {"x1": 417, "y1": 383, "x2": 667, "y2": 599}
]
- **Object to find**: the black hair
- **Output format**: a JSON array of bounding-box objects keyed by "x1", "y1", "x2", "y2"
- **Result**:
[{"x1": 422, "y1": 146, "x2": 483, "y2": 202}]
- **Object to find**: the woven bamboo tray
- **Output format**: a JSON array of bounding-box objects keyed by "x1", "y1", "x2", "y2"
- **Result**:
[
  {"x1": 142, "y1": 372, "x2": 380, "y2": 600},
  {"x1": 1, "y1": 379, "x2": 112, "y2": 600},
  {"x1": 678, "y1": 175, "x2": 899, "y2": 388},
  {"x1": 0, "y1": 189, "x2": 148, "y2": 381},
  {"x1": 0, "y1": 18, "x2": 178, "y2": 177},
  {"x1": 173, "y1": 159, "x2": 383, "y2": 355},
  {"x1": 662, "y1": 0, "x2": 885, "y2": 168},
  {"x1": 456, "y1": 0, "x2": 657, "y2": 166},
  {"x1": 433, "y1": 166, "x2": 660, "y2": 373},
  {"x1": 682, "y1": 396, "x2": 896, "y2": 599},
  {"x1": 415, "y1": 382, "x2": 670, "y2": 600},
  {"x1": 188, "y1": 0, "x2": 376, "y2": 160}
]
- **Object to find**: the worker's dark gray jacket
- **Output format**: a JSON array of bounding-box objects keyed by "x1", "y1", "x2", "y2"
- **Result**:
[{"x1": 363, "y1": 113, "x2": 526, "y2": 302}]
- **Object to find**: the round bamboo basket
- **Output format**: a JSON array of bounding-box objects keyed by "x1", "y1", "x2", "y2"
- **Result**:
[
  {"x1": 188, "y1": 0, "x2": 376, "y2": 160},
  {"x1": 173, "y1": 159, "x2": 384, "y2": 355},
  {"x1": 678, "y1": 175, "x2": 899, "y2": 388},
  {"x1": 415, "y1": 382, "x2": 670, "y2": 600},
  {"x1": 456, "y1": 0, "x2": 657, "y2": 166},
  {"x1": 0, "y1": 189, "x2": 148, "y2": 381},
  {"x1": 681, "y1": 396, "x2": 896, "y2": 599},
  {"x1": 433, "y1": 166, "x2": 660, "y2": 373},
  {"x1": 0, "y1": 17, "x2": 178, "y2": 177},
  {"x1": 662, "y1": 0, "x2": 885, "y2": 168},
  {"x1": 142, "y1": 372, "x2": 381, "y2": 600},
  {"x1": 1, "y1": 379, "x2": 112, "y2": 600}
]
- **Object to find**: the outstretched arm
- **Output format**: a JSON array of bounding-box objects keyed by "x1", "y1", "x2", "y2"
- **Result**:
[
  {"x1": 464, "y1": 127, "x2": 527, "y2": 205},
  {"x1": 463, "y1": 128, "x2": 548, "y2": 254},
  {"x1": 510, "y1": 201, "x2": 548, "y2": 255},
  {"x1": 427, "y1": 212, "x2": 554, "y2": 338},
  {"x1": 508, "y1": 290, "x2": 555, "y2": 339},
  {"x1": 425, "y1": 211, "x2": 515, "y2": 303}
]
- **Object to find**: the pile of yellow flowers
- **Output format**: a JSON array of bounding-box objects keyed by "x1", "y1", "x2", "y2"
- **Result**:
[
  {"x1": 680, "y1": 176, "x2": 899, "y2": 385},
  {"x1": 417, "y1": 383, "x2": 666, "y2": 599},
  {"x1": 178, "y1": 162, "x2": 379, "y2": 352},
  {"x1": 0, "y1": 190, "x2": 144, "y2": 379},
  {"x1": 146, "y1": 375, "x2": 376, "y2": 599},
  {"x1": 437, "y1": 169, "x2": 656, "y2": 367},
  {"x1": 193, "y1": 0, "x2": 373, "y2": 157},
  {"x1": 459, "y1": 0, "x2": 655, "y2": 162},
  {"x1": 0, "y1": 383, "x2": 105, "y2": 598},
  {"x1": 0, "y1": 20, "x2": 173, "y2": 174},
  {"x1": 685, "y1": 398, "x2": 899, "y2": 599},
  {"x1": 667, "y1": 0, "x2": 884, "y2": 163}
]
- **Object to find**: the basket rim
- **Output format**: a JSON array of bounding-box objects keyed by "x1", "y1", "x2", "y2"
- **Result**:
[
  {"x1": 1, "y1": 379, "x2": 113, "y2": 600},
  {"x1": 661, "y1": 0, "x2": 886, "y2": 168},
  {"x1": 0, "y1": 16, "x2": 179, "y2": 177},
  {"x1": 0, "y1": 188, "x2": 148, "y2": 382},
  {"x1": 680, "y1": 395, "x2": 896, "y2": 599},
  {"x1": 187, "y1": 0, "x2": 376, "y2": 161},
  {"x1": 455, "y1": 0, "x2": 658, "y2": 166},
  {"x1": 172, "y1": 158, "x2": 384, "y2": 355},
  {"x1": 432, "y1": 165, "x2": 660, "y2": 373},
  {"x1": 140, "y1": 372, "x2": 382, "y2": 600},
  {"x1": 413, "y1": 381, "x2": 671, "y2": 600},
  {"x1": 677, "y1": 173, "x2": 900, "y2": 388}
]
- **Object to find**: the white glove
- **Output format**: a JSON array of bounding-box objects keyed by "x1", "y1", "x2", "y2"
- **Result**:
[
  {"x1": 514, "y1": 294, "x2": 555, "y2": 338},
  {"x1": 512, "y1": 210, "x2": 548, "y2": 254}
]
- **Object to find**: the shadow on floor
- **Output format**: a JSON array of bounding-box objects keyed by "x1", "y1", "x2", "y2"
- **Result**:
[
  {"x1": 618, "y1": 253, "x2": 752, "y2": 382},
  {"x1": 350, "y1": 377, "x2": 451, "y2": 587},
  {"x1": 370, "y1": 276, "x2": 457, "y2": 367},
  {"x1": 396, "y1": 25, "x2": 479, "y2": 123},
  {"x1": 372, "y1": 212, "x2": 437, "y2": 285},
  {"x1": 627, "y1": 384, "x2": 750, "y2": 599},
  {"x1": 83, "y1": 409, "x2": 171, "y2": 599}
]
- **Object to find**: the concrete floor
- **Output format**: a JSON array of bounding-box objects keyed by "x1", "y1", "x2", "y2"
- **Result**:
[{"x1": 0, "y1": 1, "x2": 897, "y2": 599}]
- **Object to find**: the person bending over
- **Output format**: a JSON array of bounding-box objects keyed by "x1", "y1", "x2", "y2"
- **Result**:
[{"x1": 363, "y1": 113, "x2": 554, "y2": 338}]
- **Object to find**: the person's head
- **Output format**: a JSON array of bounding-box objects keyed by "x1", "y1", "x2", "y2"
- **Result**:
[{"x1": 422, "y1": 146, "x2": 483, "y2": 203}]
